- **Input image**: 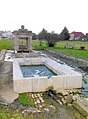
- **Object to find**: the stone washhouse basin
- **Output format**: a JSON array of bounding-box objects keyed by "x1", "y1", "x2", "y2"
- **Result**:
[{"x1": 13, "y1": 57, "x2": 82, "y2": 93}]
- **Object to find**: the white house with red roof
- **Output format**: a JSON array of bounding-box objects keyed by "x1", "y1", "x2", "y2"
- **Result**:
[{"x1": 70, "y1": 31, "x2": 85, "y2": 40}]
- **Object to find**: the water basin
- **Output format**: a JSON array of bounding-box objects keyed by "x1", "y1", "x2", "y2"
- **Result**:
[
  {"x1": 13, "y1": 57, "x2": 82, "y2": 93},
  {"x1": 21, "y1": 65, "x2": 57, "y2": 78}
]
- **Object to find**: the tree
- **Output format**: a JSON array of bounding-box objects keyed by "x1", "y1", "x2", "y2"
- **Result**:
[
  {"x1": 85, "y1": 33, "x2": 88, "y2": 41},
  {"x1": 38, "y1": 28, "x2": 47, "y2": 40},
  {"x1": 60, "y1": 27, "x2": 70, "y2": 40},
  {"x1": 38, "y1": 29, "x2": 59, "y2": 47},
  {"x1": 45, "y1": 33, "x2": 59, "y2": 47},
  {"x1": 32, "y1": 33, "x2": 37, "y2": 40},
  {"x1": 38, "y1": 28, "x2": 47, "y2": 46}
]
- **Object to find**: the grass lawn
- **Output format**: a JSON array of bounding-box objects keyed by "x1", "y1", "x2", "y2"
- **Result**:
[
  {"x1": 50, "y1": 41, "x2": 88, "y2": 60},
  {"x1": 0, "y1": 38, "x2": 88, "y2": 60},
  {"x1": 55, "y1": 41, "x2": 88, "y2": 50},
  {"x1": 33, "y1": 40, "x2": 88, "y2": 60},
  {"x1": 0, "y1": 38, "x2": 13, "y2": 50},
  {"x1": 32, "y1": 39, "x2": 48, "y2": 49},
  {"x1": 49, "y1": 47, "x2": 88, "y2": 60}
]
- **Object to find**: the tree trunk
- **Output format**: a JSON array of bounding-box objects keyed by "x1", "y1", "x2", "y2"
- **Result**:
[{"x1": 48, "y1": 43, "x2": 54, "y2": 47}]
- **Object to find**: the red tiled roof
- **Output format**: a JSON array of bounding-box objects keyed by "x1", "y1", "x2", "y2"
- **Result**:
[{"x1": 71, "y1": 32, "x2": 84, "y2": 37}]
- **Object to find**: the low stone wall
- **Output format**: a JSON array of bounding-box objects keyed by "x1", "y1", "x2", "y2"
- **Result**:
[{"x1": 13, "y1": 57, "x2": 82, "y2": 93}]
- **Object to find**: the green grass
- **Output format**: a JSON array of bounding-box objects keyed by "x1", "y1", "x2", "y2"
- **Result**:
[
  {"x1": 83, "y1": 78, "x2": 87, "y2": 84},
  {"x1": 0, "y1": 105, "x2": 39, "y2": 119},
  {"x1": 0, "y1": 38, "x2": 13, "y2": 50},
  {"x1": 55, "y1": 41, "x2": 88, "y2": 50},
  {"x1": 48, "y1": 47, "x2": 88, "y2": 60},
  {"x1": 48, "y1": 41, "x2": 88, "y2": 60},
  {"x1": 0, "y1": 39, "x2": 48, "y2": 50},
  {"x1": 32, "y1": 39, "x2": 48, "y2": 50},
  {"x1": 18, "y1": 93, "x2": 34, "y2": 106},
  {"x1": 0, "y1": 107, "x2": 23, "y2": 119},
  {"x1": 0, "y1": 38, "x2": 88, "y2": 60}
]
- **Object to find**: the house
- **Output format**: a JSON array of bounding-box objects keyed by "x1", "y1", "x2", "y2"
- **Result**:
[
  {"x1": 2, "y1": 31, "x2": 14, "y2": 39},
  {"x1": 0, "y1": 31, "x2": 4, "y2": 40},
  {"x1": 70, "y1": 32, "x2": 85, "y2": 40}
]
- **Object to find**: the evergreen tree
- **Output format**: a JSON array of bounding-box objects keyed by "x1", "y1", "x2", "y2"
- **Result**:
[
  {"x1": 60, "y1": 27, "x2": 70, "y2": 40},
  {"x1": 38, "y1": 28, "x2": 47, "y2": 46}
]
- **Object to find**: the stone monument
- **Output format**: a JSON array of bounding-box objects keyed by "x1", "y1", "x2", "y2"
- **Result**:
[{"x1": 13, "y1": 25, "x2": 32, "y2": 52}]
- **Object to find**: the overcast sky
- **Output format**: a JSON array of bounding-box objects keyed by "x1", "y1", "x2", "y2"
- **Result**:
[{"x1": 0, "y1": 0, "x2": 88, "y2": 34}]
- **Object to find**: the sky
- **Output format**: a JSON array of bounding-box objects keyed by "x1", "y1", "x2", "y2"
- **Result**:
[{"x1": 0, "y1": 0, "x2": 88, "y2": 34}]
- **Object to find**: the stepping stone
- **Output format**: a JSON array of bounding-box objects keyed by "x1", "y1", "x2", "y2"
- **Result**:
[
  {"x1": 34, "y1": 94, "x2": 37, "y2": 98},
  {"x1": 57, "y1": 100, "x2": 62, "y2": 105},
  {"x1": 37, "y1": 93, "x2": 40, "y2": 97},
  {"x1": 62, "y1": 99, "x2": 66, "y2": 104},
  {"x1": 61, "y1": 90, "x2": 68, "y2": 96},
  {"x1": 39, "y1": 105, "x2": 42, "y2": 108},
  {"x1": 34, "y1": 101, "x2": 37, "y2": 105},
  {"x1": 36, "y1": 99, "x2": 40, "y2": 104},
  {"x1": 31, "y1": 94, "x2": 35, "y2": 99},
  {"x1": 40, "y1": 93, "x2": 42, "y2": 97},
  {"x1": 39, "y1": 97, "x2": 44, "y2": 103}
]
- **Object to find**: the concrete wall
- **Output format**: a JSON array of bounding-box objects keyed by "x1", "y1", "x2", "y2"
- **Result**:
[{"x1": 13, "y1": 57, "x2": 82, "y2": 93}]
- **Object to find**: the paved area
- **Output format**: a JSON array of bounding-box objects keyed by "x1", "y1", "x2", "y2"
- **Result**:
[
  {"x1": 0, "y1": 61, "x2": 18, "y2": 104},
  {"x1": 0, "y1": 87, "x2": 18, "y2": 103}
]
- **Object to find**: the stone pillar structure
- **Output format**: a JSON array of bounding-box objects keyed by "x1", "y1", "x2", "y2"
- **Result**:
[
  {"x1": 13, "y1": 25, "x2": 32, "y2": 52},
  {"x1": 14, "y1": 36, "x2": 19, "y2": 52},
  {"x1": 28, "y1": 36, "x2": 32, "y2": 51}
]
